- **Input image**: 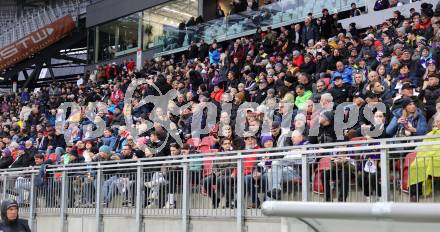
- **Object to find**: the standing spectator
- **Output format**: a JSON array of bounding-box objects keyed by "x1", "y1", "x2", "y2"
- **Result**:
[
  {"x1": 320, "y1": 9, "x2": 334, "y2": 39},
  {"x1": 389, "y1": 0, "x2": 403, "y2": 8},
  {"x1": 198, "y1": 39, "x2": 210, "y2": 60},
  {"x1": 216, "y1": 4, "x2": 225, "y2": 18},
  {"x1": 350, "y1": 3, "x2": 362, "y2": 17},
  {"x1": 374, "y1": 0, "x2": 390, "y2": 11},
  {"x1": 209, "y1": 43, "x2": 221, "y2": 65},
  {"x1": 301, "y1": 17, "x2": 319, "y2": 46}
]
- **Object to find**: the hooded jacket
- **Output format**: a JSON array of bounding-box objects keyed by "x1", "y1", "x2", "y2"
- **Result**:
[{"x1": 0, "y1": 199, "x2": 31, "y2": 232}]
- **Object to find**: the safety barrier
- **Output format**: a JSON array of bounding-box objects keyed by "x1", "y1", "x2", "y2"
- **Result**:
[{"x1": 1, "y1": 135, "x2": 440, "y2": 231}]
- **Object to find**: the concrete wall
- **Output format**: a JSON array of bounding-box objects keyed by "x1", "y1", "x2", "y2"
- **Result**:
[
  {"x1": 86, "y1": 0, "x2": 171, "y2": 27},
  {"x1": 31, "y1": 214, "x2": 286, "y2": 232}
]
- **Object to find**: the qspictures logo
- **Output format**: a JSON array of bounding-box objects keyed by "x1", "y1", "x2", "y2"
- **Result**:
[{"x1": 0, "y1": 15, "x2": 76, "y2": 70}]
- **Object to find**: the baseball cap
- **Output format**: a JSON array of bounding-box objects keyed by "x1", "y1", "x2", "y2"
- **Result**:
[{"x1": 352, "y1": 91, "x2": 363, "y2": 99}]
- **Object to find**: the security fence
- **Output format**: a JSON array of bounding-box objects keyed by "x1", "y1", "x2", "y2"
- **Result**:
[{"x1": 1, "y1": 135, "x2": 440, "y2": 232}]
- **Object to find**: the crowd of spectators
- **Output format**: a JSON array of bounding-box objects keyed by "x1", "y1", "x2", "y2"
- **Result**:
[{"x1": 0, "y1": 2, "x2": 439, "y2": 207}]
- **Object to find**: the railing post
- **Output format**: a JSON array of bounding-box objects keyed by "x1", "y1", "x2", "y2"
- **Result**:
[
  {"x1": 236, "y1": 152, "x2": 244, "y2": 232},
  {"x1": 60, "y1": 170, "x2": 68, "y2": 232},
  {"x1": 2, "y1": 175, "x2": 7, "y2": 201},
  {"x1": 181, "y1": 159, "x2": 190, "y2": 232},
  {"x1": 29, "y1": 173, "x2": 36, "y2": 231},
  {"x1": 380, "y1": 141, "x2": 389, "y2": 202},
  {"x1": 301, "y1": 154, "x2": 310, "y2": 202},
  {"x1": 135, "y1": 162, "x2": 143, "y2": 232},
  {"x1": 95, "y1": 165, "x2": 103, "y2": 232}
]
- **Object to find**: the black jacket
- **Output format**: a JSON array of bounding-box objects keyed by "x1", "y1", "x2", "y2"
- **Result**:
[
  {"x1": 309, "y1": 124, "x2": 337, "y2": 144},
  {"x1": 315, "y1": 58, "x2": 328, "y2": 75},
  {"x1": 199, "y1": 43, "x2": 210, "y2": 60},
  {"x1": 10, "y1": 152, "x2": 34, "y2": 169},
  {"x1": 300, "y1": 61, "x2": 316, "y2": 75},
  {"x1": 0, "y1": 156, "x2": 13, "y2": 169},
  {"x1": 329, "y1": 83, "x2": 352, "y2": 104},
  {"x1": 320, "y1": 14, "x2": 334, "y2": 38},
  {"x1": 0, "y1": 199, "x2": 31, "y2": 232}
]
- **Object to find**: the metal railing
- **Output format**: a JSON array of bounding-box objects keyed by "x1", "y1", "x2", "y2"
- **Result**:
[
  {"x1": 1, "y1": 135, "x2": 440, "y2": 231},
  {"x1": 0, "y1": 0, "x2": 91, "y2": 49}
]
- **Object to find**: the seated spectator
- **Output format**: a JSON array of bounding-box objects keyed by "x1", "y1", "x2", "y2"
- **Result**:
[
  {"x1": 421, "y1": 74, "x2": 440, "y2": 119},
  {"x1": 332, "y1": 61, "x2": 353, "y2": 84},
  {"x1": 294, "y1": 84, "x2": 312, "y2": 110},
  {"x1": 10, "y1": 145, "x2": 34, "y2": 169},
  {"x1": 312, "y1": 79, "x2": 329, "y2": 103},
  {"x1": 386, "y1": 98, "x2": 428, "y2": 137},
  {"x1": 204, "y1": 137, "x2": 236, "y2": 208},
  {"x1": 329, "y1": 75, "x2": 352, "y2": 105},
  {"x1": 409, "y1": 114, "x2": 440, "y2": 202},
  {"x1": 0, "y1": 149, "x2": 13, "y2": 169},
  {"x1": 309, "y1": 110, "x2": 337, "y2": 144},
  {"x1": 321, "y1": 147, "x2": 354, "y2": 202},
  {"x1": 266, "y1": 130, "x2": 306, "y2": 200}
]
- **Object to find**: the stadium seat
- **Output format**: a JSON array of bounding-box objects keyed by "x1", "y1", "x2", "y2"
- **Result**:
[
  {"x1": 313, "y1": 157, "x2": 332, "y2": 194},
  {"x1": 201, "y1": 136, "x2": 217, "y2": 148},
  {"x1": 402, "y1": 152, "x2": 417, "y2": 193},
  {"x1": 350, "y1": 137, "x2": 368, "y2": 144},
  {"x1": 186, "y1": 138, "x2": 201, "y2": 147},
  {"x1": 202, "y1": 154, "x2": 217, "y2": 177}
]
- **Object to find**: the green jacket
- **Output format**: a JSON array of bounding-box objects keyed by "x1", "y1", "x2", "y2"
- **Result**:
[{"x1": 294, "y1": 90, "x2": 312, "y2": 110}]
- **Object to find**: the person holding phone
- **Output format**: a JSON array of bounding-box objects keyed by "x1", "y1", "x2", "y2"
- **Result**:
[{"x1": 386, "y1": 98, "x2": 428, "y2": 138}]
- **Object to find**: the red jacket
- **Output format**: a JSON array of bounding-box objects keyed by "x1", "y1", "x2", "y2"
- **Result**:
[
  {"x1": 293, "y1": 55, "x2": 304, "y2": 67},
  {"x1": 127, "y1": 60, "x2": 135, "y2": 72},
  {"x1": 104, "y1": 65, "x2": 111, "y2": 79},
  {"x1": 210, "y1": 89, "x2": 224, "y2": 102},
  {"x1": 232, "y1": 145, "x2": 260, "y2": 176},
  {"x1": 417, "y1": 19, "x2": 431, "y2": 30},
  {"x1": 110, "y1": 90, "x2": 124, "y2": 105},
  {"x1": 230, "y1": 46, "x2": 245, "y2": 63}
]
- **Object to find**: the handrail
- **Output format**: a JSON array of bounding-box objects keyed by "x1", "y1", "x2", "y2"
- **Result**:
[
  {"x1": 0, "y1": 0, "x2": 91, "y2": 48},
  {"x1": 1, "y1": 135, "x2": 440, "y2": 174},
  {"x1": 261, "y1": 202, "x2": 440, "y2": 223}
]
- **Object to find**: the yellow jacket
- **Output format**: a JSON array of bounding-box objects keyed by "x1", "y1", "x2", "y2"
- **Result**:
[{"x1": 409, "y1": 129, "x2": 440, "y2": 196}]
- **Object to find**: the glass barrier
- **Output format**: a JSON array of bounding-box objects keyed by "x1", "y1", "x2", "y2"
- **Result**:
[{"x1": 155, "y1": 0, "x2": 367, "y2": 56}]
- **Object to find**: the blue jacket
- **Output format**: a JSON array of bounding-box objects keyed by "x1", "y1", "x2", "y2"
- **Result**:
[
  {"x1": 209, "y1": 49, "x2": 220, "y2": 64},
  {"x1": 332, "y1": 66, "x2": 353, "y2": 85},
  {"x1": 101, "y1": 135, "x2": 117, "y2": 151},
  {"x1": 385, "y1": 108, "x2": 428, "y2": 137},
  {"x1": 20, "y1": 92, "x2": 30, "y2": 103}
]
